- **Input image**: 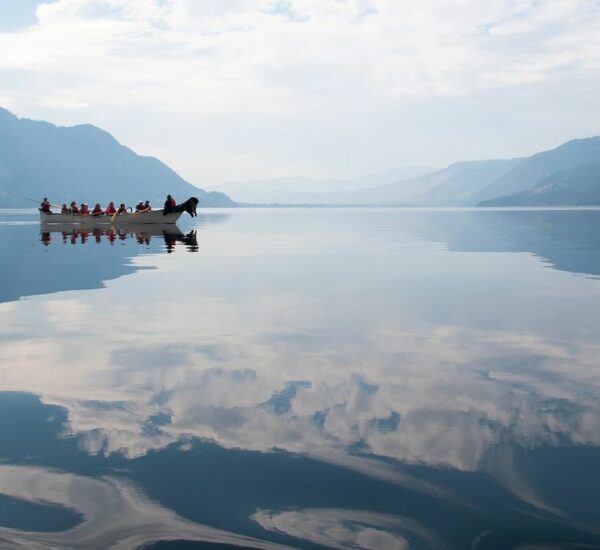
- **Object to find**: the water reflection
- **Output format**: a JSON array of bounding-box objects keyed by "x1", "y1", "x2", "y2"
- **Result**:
[
  {"x1": 404, "y1": 208, "x2": 600, "y2": 278},
  {"x1": 39, "y1": 225, "x2": 198, "y2": 253},
  {"x1": 0, "y1": 463, "x2": 289, "y2": 549},
  {"x1": 1, "y1": 208, "x2": 600, "y2": 548},
  {"x1": 0, "y1": 216, "x2": 212, "y2": 303},
  {"x1": 254, "y1": 509, "x2": 439, "y2": 549}
]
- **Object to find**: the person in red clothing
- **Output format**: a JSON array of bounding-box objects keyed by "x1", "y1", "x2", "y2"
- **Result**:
[
  {"x1": 69, "y1": 201, "x2": 79, "y2": 214},
  {"x1": 80, "y1": 203, "x2": 90, "y2": 215},
  {"x1": 105, "y1": 201, "x2": 116, "y2": 215},
  {"x1": 40, "y1": 198, "x2": 52, "y2": 213},
  {"x1": 135, "y1": 201, "x2": 145, "y2": 212},
  {"x1": 91, "y1": 203, "x2": 104, "y2": 216},
  {"x1": 163, "y1": 194, "x2": 176, "y2": 213}
]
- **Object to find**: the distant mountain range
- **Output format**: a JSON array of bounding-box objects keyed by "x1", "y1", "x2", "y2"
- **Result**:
[
  {"x1": 1, "y1": 106, "x2": 598, "y2": 208},
  {"x1": 0, "y1": 107, "x2": 234, "y2": 208},
  {"x1": 213, "y1": 137, "x2": 600, "y2": 207},
  {"x1": 210, "y1": 167, "x2": 433, "y2": 204},
  {"x1": 335, "y1": 158, "x2": 523, "y2": 206}
]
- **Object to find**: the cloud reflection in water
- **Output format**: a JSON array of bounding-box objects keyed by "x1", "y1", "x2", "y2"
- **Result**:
[
  {"x1": 0, "y1": 465, "x2": 291, "y2": 549},
  {"x1": 2, "y1": 209, "x2": 600, "y2": 545},
  {"x1": 254, "y1": 508, "x2": 442, "y2": 550}
]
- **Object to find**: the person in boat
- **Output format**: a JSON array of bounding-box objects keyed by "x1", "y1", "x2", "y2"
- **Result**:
[
  {"x1": 143, "y1": 200, "x2": 152, "y2": 211},
  {"x1": 117, "y1": 203, "x2": 128, "y2": 214},
  {"x1": 69, "y1": 201, "x2": 79, "y2": 214},
  {"x1": 40, "y1": 198, "x2": 52, "y2": 214},
  {"x1": 135, "y1": 201, "x2": 145, "y2": 212},
  {"x1": 163, "y1": 194, "x2": 176, "y2": 214},
  {"x1": 61, "y1": 203, "x2": 70, "y2": 214},
  {"x1": 91, "y1": 203, "x2": 104, "y2": 216},
  {"x1": 80, "y1": 203, "x2": 90, "y2": 215},
  {"x1": 105, "y1": 201, "x2": 116, "y2": 215}
]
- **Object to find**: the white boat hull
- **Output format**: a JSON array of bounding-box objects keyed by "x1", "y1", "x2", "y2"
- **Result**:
[{"x1": 40, "y1": 210, "x2": 183, "y2": 225}]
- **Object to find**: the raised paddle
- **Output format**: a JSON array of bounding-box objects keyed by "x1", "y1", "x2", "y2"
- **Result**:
[{"x1": 29, "y1": 198, "x2": 63, "y2": 209}]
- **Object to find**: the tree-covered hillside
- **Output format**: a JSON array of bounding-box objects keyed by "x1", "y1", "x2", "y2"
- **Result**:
[{"x1": 0, "y1": 108, "x2": 234, "y2": 208}]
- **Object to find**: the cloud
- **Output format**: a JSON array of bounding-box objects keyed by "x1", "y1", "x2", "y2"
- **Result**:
[
  {"x1": 0, "y1": 0, "x2": 598, "y2": 116},
  {"x1": 1, "y1": 0, "x2": 599, "y2": 182}
]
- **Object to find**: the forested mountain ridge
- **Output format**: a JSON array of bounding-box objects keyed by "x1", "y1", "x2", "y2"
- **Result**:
[
  {"x1": 0, "y1": 108, "x2": 234, "y2": 207},
  {"x1": 472, "y1": 136, "x2": 600, "y2": 205},
  {"x1": 479, "y1": 163, "x2": 600, "y2": 206}
]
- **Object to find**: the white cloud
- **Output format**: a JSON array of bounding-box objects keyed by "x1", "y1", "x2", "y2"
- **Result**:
[
  {"x1": 1, "y1": 0, "x2": 599, "y2": 181},
  {"x1": 1, "y1": 0, "x2": 599, "y2": 112}
]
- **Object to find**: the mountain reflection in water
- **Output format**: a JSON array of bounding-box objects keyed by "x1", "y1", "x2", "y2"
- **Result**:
[
  {"x1": 0, "y1": 211, "x2": 230, "y2": 303},
  {"x1": 1, "y1": 208, "x2": 600, "y2": 549}
]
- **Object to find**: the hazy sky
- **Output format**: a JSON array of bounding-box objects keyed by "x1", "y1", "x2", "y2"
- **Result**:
[{"x1": 1, "y1": 0, "x2": 599, "y2": 187}]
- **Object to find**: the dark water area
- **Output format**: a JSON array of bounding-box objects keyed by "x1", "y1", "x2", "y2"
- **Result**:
[{"x1": 1, "y1": 207, "x2": 599, "y2": 549}]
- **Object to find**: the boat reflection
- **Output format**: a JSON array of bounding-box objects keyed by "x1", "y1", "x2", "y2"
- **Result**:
[{"x1": 40, "y1": 224, "x2": 198, "y2": 253}]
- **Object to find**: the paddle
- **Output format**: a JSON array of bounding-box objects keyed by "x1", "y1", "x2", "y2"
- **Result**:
[
  {"x1": 131, "y1": 207, "x2": 150, "y2": 219},
  {"x1": 29, "y1": 198, "x2": 63, "y2": 210}
]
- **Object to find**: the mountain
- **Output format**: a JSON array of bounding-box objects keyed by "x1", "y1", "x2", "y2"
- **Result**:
[
  {"x1": 0, "y1": 107, "x2": 234, "y2": 208},
  {"x1": 327, "y1": 136, "x2": 600, "y2": 207},
  {"x1": 209, "y1": 167, "x2": 433, "y2": 204},
  {"x1": 479, "y1": 163, "x2": 600, "y2": 206},
  {"x1": 341, "y1": 159, "x2": 521, "y2": 206},
  {"x1": 472, "y1": 137, "x2": 600, "y2": 204}
]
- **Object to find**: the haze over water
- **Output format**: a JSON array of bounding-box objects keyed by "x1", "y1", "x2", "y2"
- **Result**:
[{"x1": 1, "y1": 208, "x2": 600, "y2": 549}]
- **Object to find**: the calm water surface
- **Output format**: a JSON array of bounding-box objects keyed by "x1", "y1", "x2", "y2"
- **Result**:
[{"x1": 1, "y1": 208, "x2": 599, "y2": 549}]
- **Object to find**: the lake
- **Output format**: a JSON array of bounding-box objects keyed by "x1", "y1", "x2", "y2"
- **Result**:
[{"x1": 1, "y1": 207, "x2": 599, "y2": 549}]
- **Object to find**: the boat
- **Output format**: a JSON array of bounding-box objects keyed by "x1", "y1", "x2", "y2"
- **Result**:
[
  {"x1": 40, "y1": 209, "x2": 183, "y2": 225},
  {"x1": 39, "y1": 196, "x2": 200, "y2": 225}
]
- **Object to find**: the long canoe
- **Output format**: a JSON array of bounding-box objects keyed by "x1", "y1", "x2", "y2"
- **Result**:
[{"x1": 40, "y1": 209, "x2": 183, "y2": 225}]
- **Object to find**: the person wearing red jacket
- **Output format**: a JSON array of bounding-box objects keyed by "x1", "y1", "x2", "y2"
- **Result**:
[
  {"x1": 69, "y1": 201, "x2": 79, "y2": 214},
  {"x1": 105, "y1": 202, "x2": 116, "y2": 215},
  {"x1": 91, "y1": 203, "x2": 104, "y2": 216},
  {"x1": 40, "y1": 197, "x2": 52, "y2": 213},
  {"x1": 164, "y1": 194, "x2": 176, "y2": 213},
  {"x1": 80, "y1": 203, "x2": 90, "y2": 215}
]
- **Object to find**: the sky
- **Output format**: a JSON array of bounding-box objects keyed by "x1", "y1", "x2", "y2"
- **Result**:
[{"x1": 0, "y1": 0, "x2": 599, "y2": 187}]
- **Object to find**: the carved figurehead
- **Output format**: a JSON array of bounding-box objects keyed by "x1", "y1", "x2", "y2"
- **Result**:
[{"x1": 164, "y1": 197, "x2": 200, "y2": 217}]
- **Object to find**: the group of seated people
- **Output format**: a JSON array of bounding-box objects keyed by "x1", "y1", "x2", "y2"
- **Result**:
[
  {"x1": 57, "y1": 201, "x2": 126, "y2": 216},
  {"x1": 41, "y1": 196, "x2": 177, "y2": 216}
]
